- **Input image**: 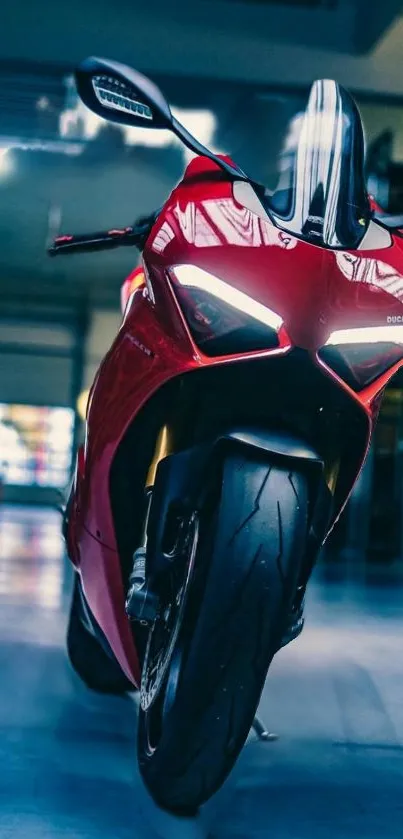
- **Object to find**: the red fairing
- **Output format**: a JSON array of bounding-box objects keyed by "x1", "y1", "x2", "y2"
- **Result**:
[
  {"x1": 70, "y1": 155, "x2": 403, "y2": 686},
  {"x1": 120, "y1": 265, "x2": 146, "y2": 312}
]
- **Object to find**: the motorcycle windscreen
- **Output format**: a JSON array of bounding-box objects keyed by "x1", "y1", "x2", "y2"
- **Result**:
[{"x1": 265, "y1": 79, "x2": 371, "y2": 250}]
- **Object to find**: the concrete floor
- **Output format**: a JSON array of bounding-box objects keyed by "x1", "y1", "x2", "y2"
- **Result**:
[{"x1": 0, "y1": 505, "x2": 403, "y2": 838}]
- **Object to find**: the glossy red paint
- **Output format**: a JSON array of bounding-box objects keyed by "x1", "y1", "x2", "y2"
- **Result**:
[
  {"x1": 120, "y1": 265, "x2": 145, "y2": 313},
  {"x1": 68, "y1": 155, "x2": 403, "y2": 687}
]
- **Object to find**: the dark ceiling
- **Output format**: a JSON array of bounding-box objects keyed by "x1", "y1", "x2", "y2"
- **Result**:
[
  {"x1": 223, "y1": 0, "x2": 334, "y2": 6},
  {"x1": 1, "y1": 1, "x2": 403, "y2": 74}
]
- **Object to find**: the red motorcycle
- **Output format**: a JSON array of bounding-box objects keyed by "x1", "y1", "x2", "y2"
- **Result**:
[{"x1": 50, "y1": 57, "x2": 403, "y2": 813}]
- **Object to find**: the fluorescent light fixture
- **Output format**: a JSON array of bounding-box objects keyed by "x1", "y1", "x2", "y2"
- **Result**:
[
  {"x1": 0, "y1": 147, "x2": 13, "y2": 177},
  {"x1": 173, "y1": 264, "x2": 283, "y2": 330},
  {"x1": 326, "y1": 325, "x2": 403, "y2": 345}
]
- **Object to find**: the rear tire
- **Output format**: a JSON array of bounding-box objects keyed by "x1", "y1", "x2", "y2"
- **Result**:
[
  {"x1": 67, "y1": 575, "x2": 133, "y2": 695},
  {"x1": 137, "y1": 451, "x2": 309, "y2": 812}
]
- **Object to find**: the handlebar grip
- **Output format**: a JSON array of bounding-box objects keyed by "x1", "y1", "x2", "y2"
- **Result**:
[{"x1": 48, "y1": 226, "x2": 138, "y2": 256}]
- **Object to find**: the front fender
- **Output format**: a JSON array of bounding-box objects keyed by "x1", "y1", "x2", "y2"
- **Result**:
[
  {"x1": 223, "y1": 428, "x2": 323, "y2": 467},
  {"x1": 147, "y1": 426, "x2": 328, "y2": 582}
]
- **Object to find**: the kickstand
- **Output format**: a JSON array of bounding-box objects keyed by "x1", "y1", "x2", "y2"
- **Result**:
[{"x1": 252, "y1": 715, "x2": 278, "y2": 742}]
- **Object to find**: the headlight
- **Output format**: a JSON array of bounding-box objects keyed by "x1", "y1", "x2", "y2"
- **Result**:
[
  {"x1": 171, "y1": 264, "x2": 283, "y2": 357},
  {"x1": 319, "y1": 325, "x2": 403, "y2": 390}
]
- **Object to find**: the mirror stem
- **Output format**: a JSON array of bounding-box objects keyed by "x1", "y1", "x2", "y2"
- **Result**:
[{"x1": 171, "y1": 116, "x2": 248, "y2": 182}]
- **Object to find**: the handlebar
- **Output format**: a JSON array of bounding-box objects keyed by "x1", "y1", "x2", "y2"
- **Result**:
[
  {"x1": 48, "y1": 226, "x2": 142, "y2": 257},
  {"x1": 48, "y1": 212, "x2": 160, "y2": 257}
]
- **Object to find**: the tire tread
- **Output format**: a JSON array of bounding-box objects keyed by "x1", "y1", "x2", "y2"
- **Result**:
[{"x1": 138, "y1": 452, "x2": 309, "y2": 812}]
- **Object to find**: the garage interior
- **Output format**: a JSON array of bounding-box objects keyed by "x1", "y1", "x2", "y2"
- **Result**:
[{"x1": 1, "y1": 1, "x2": 403, "y2": 836}]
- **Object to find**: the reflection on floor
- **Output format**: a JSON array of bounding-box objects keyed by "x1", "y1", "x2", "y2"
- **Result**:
[
  {"x1": 0, "y1": 505, "x2": 66, "y2": 609},
  {"x1": 0, "y1": 505, "x2": 402, "y2": 838}
]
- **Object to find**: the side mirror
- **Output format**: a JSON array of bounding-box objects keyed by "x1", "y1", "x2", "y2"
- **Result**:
[
  {"x1": 75, "y1": 56, "x2": 249, "y2": 182},
  {"x1": 75, "y1": 56, "x2": 172, "y2": 129}
]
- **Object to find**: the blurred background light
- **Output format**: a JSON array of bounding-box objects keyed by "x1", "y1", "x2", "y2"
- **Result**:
[
  {"x1": 0, "y1": 147, "x2": 13, "y2": 178},
  {"x1": 76, "y1": 389, "x2": 90, "y2": 422}
]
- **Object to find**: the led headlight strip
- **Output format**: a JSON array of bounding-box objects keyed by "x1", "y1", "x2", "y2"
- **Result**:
[
  {"x1": 325, "y1": 325, "x2": 403, "y2": 346},
  {"x1": 173, "y1": 264, "x2": 283, "y2": 331}
]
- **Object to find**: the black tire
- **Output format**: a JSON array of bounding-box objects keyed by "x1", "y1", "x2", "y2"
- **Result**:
[
  {"x1": 67, "y1": 575, "x2": 133, "y2": 695},
  {"x1": 137, "y1": 451, "x2": 309, "y2": 813}
]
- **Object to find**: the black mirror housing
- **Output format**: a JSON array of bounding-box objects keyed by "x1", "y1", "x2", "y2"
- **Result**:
[
  {"x1": 75, "y1": 56, "x2": 172, "y2": 129},
  {"x1": 74, "y1": 55, "x2": 249, "y2": 183}
]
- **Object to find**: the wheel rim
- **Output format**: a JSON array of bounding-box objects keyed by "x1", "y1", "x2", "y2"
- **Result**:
[{"x1": 140, "y1": 512, "x2": 199, "y2": 753}]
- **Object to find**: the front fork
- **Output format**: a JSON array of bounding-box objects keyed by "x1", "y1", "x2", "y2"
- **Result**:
[
  {"x1": 125, "y1": 424, "x2": 174, "y2": 623},
  {"x1": 125, "y1": 489, "x2": 159, "y2": 623}
]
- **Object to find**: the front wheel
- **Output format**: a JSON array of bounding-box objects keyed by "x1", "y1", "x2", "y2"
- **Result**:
[{"x1": 137, "y1": 451, "x2": 309, "y2": 813}]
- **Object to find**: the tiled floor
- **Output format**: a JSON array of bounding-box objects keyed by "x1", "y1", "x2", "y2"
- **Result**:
[{"x1": 0, "y1": 505, "x2": 403, "y2": 838}]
